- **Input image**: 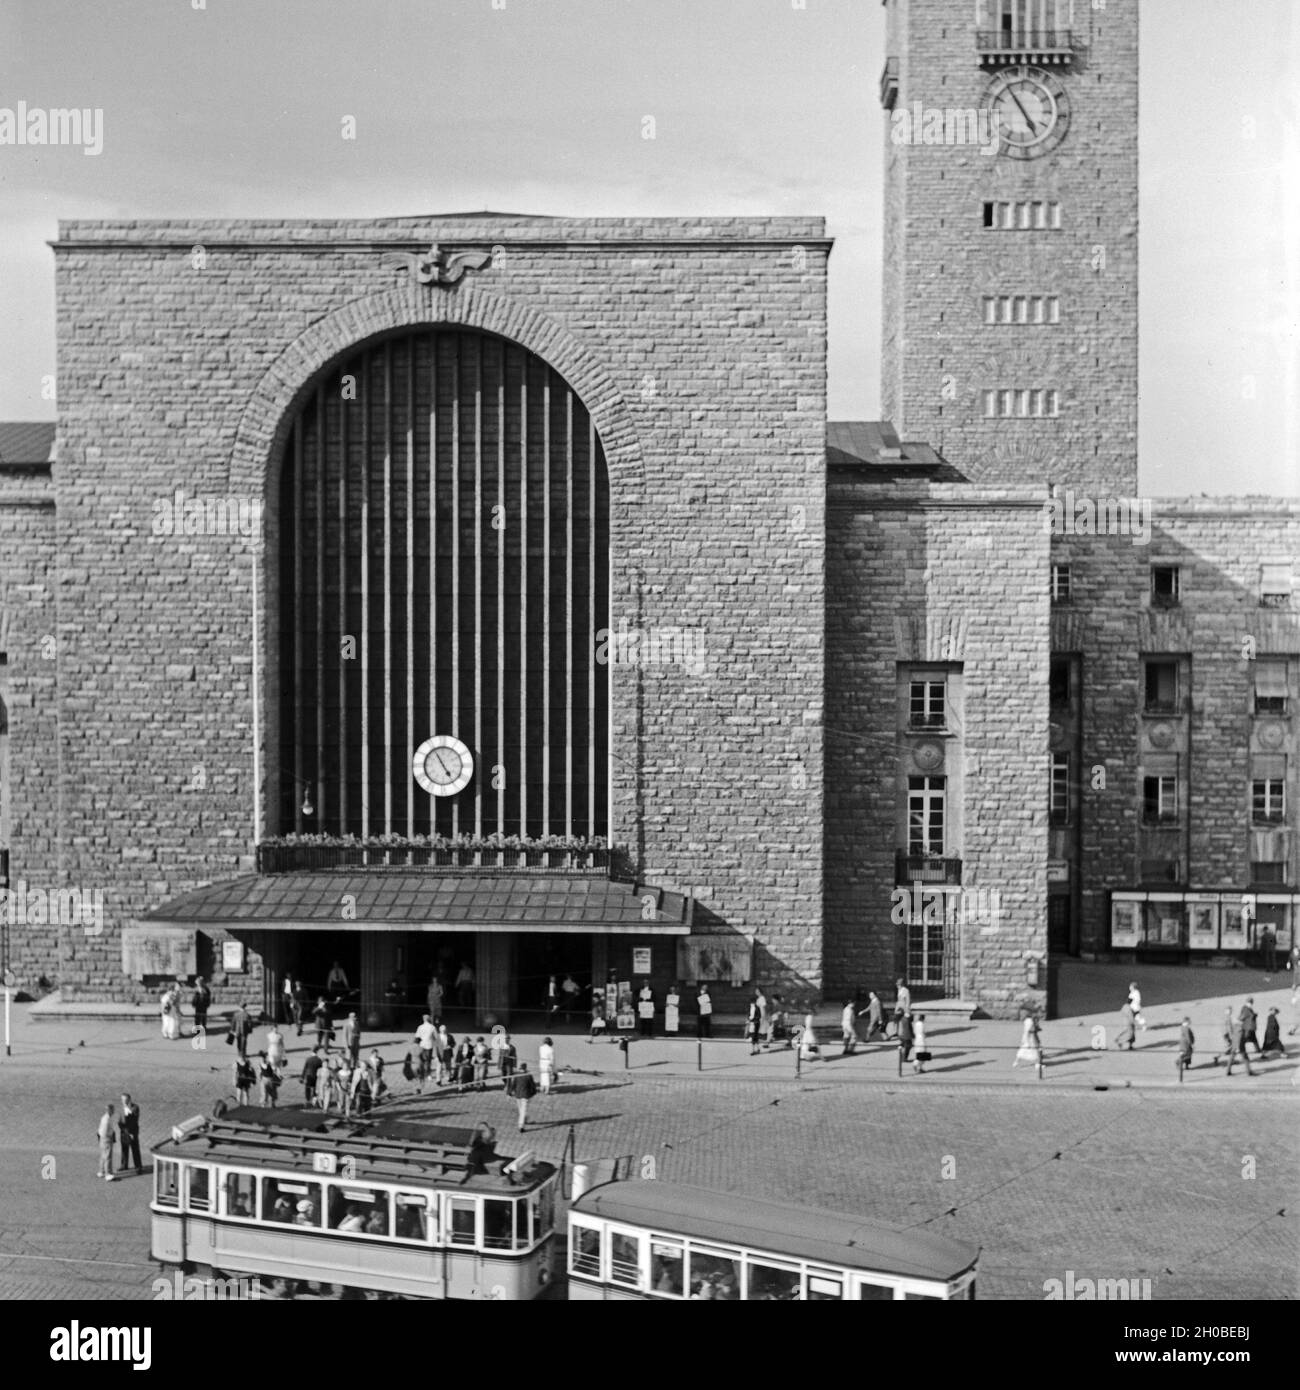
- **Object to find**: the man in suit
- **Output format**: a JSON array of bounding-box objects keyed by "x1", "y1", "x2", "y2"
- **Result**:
[
  {"x1": 119, "y1": 1094, "x2": 143, "y2": 1174},
  {"x1": 1238, "y1": 998, "x2": 1260, "y2": 1056},
  {"x1": 228, "y1": 1001, "x2": 254, "y2": 1059},
  {"x1": 96, "y1": 1103, "x2": 118, "y2": 1181},
  {"x1": 1224, "y1": 1013, "x2": 1254, "y2": 1076}
]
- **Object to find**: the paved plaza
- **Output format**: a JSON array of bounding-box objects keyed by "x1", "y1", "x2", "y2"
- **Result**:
[{"x1": 1, "y1": 961, "x2": 1296, "y2": 1302}]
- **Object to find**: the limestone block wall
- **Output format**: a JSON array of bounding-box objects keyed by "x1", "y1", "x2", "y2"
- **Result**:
[{"x1": 50, "y1": 216, "x2": 828, "y2": 999}]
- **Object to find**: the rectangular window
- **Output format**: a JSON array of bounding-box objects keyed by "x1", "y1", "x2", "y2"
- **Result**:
[
  {"x1": 155, "y1": 1160, "x2": 180, "y2": 1208},
  {"x1": 1252, "y1": 779, "x2": 1285, "y2": 823},
  {"x1": 908, "y1": 775, "x2": 946, "y2": 856},
  {"x1": 1254, "y1": 659, "x2": 1289, "y2": 715},
  {"x1": 264, "y1": 1177, "x2": 322, "y2": 1227},
  {"x1": 1260, "y1": 562, "x2": 1292, "y2": 608},
  {"x1": 326, "y1": 1184, "x2": 389, "y2": 1237},
  {"x1": 1251, "y1": 862, "x2": 1286, "y2": 884},
  {"x1": 983, "y1": 199, "x2": 1061, "y2": 229},
  {"x1": 1050, "y1": 753, "x2": 1070, "y2": 825},
  {"x1": 1050, "y1": 657, "x2": 1072, "y2": 705},
  {"x1": 395, "y1": 1193, "x2": 432, "y2": 1243},
  {"x1": 1050, "y1": 565, "x2": 1071, "y2": 604},
  {"x1": 746, "y1": 1258, "x2": 803, "y2": 1301},
  {"x1": 530, "y1": 1184, "x2": 555, "y2": 1240},
  {"x1": 448, "y1": 1197, "x2": 477, "y2": 1247},
  {"x1": 1144, "y1": 660, "x2": 1179, "y2": 713},
  {"x1": 1151, "y1": 565, "x2": 1180, "y2": 606},
  {"x1": 223, "y1": 1171, "x2": 257, "y2": 1221},
  {"x1": 688, "y1": 1247, "x2": 741, "y2": 1301},
  {"x1": 858, "y1": 1279, "x2": 896, "y2": 1300},
  {"x1": 187, "y1": 1166, "x2": 211, "y2": 1213},
  {"x1": 609, "y1": 1231, "x2": 643, "y2": 1289},
  {"x1": 570, "y1": 1221, "x2": 602, "y2": 1278},
  {"x1": 808, "y1": 1272, "x2": 844, "y2": 1301},
  {"x1": 650, "y1": 1240, "x2": 686, "y2": 1297},
  {"x1": 482, "y1": 1198, "x2": 516, "y2": 1251},
  {"x1": 909, "y1": 679, "x2": 946, "y2": 728},
  {"x1": 984, "y1": 387, "x2": 1060, "y2": 417},
  {"x1": 1143, "y1": 775, "x2": 1178, "y2": 824}
]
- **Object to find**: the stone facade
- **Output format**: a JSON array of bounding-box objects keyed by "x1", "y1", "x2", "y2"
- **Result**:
[{"x1": 3, "y1": 216, "x2": 828, "y2": 1002}]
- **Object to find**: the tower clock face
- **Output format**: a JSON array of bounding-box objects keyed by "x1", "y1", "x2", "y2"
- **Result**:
[
  {"x1": 984, "y1": 67, "x2": 1070, "y2": 158},
  {"x1": 413, "y1": 735, "x2": 474, "y2": 797}
]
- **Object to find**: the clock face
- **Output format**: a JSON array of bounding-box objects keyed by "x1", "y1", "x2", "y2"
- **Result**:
[
  {"x1": 412, "y1": 735, "x2": 474, "y2": 797},
  {"x1": 984, "y1": 67, "x2": 1070, "y2": 159}
]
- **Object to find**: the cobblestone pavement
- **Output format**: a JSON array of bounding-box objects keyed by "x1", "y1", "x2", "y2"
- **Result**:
[{"x1": 0, "y1": 1010, "x2": 1295, "y2": 1301}]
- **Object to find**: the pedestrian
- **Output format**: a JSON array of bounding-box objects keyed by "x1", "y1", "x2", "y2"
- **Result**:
[
  {"x1": 665, "y1": 984, "x2": 681, "y2": 1035},
  {"x1": 561, "y1": 973, "x2": 581, "y2": 1022},
  {"x1": 890, "y1": 978, "x2": 911, "y2": 1039},
  {"x1": 343, "y1": 1012, "x2": 362, "y2": 1066},
  {"x1": 290, "y1": 980, "x2": 306, "y2": 1036},
  {"x1": 258, "y1": 1052, "x2": 281, "y2": 1108},
  {"x1": 452, "y1": 1037, "x2": 474, "y2": 1093},
  {"x1": 506, "y1": 1062, "x2": 539, "y2": 1132},
  {"x1": 799, "y1": 1010, "x2": 822, "y2": 1062},
  {"x1": 538, "y1": 1036, "x2": 556, "y2": 1093},
  {"x1": 1225, "y1": 1013, "x2": 1255, "y2": 1077},
  {"x1": 119, "y1": 1094, "x2": 143, "y2": 1175},
  {"x1": 96, "y1": 1102, "x2": 118, "y2": 1181},
  {"x1": 281, "y1": 974, "x2": 295, "y2": 1025},
  {"x1": 413, "y1": 1014, "x2": 436, "y2": 1091},
  {"x1": 1213, "y1": 1006, "x2": 1233, "y2": 1065},
  {"x1": 912, "y1": 1013, "x2": 929, "y2": 1074},
  {"x1": 426, "y1": 974, "x2": 444, "y2": 1022},
  {"x1": 1260, "y1": 1006, "x2": 1284, "y2": 1057},
  {"x1": 1260, "y1": 926, "x2": 1278, "y2": 974},
  {"x1": 840, "y1": 999, "x2": 858, "y2": 1056},
  {"x1": 1176, "y1": 1016, "x2": 1195, "y2": 1071},
  {"x1": 1013, "y1": 1012, "x2": 1042, "y2": 1068},
  {"x1": 545, "y1": 974, "x2": 560, "y2": 1019},
  {"x1": 1238, "y1": 998, "x2": 1259, "y2": 1056},
  {"x1": 191, "y1": 977, "x2": 211, "y2": 1036},
  {"x1": 350, "y1": 1062, "x2": 373, "y2": 1114},
  {"x1": 228, "y1": 1000, "x2": 254, "y2": 1058},
  {"x1": 326, "y1": 960, "x2": 350, "y2": 997},
  {"x1": 160, "y1": 983, "x2": 180, "y2": 1040},
  {"x1": 455, "y1": 961, "x2": 475, "y2": 1008},
  {"x1": 589, "y1": 993, "x2": 608, "y2": 1042},
  {"x1": 696, "y1": 985, "x2": 713, "y2": 1039},
  {"x1": 462, "y1": 1121, "x2": 497, "y2": 1182},
  {"x1": 473, "y1": 1036, "x2": 490, "y2": 1089},
  {"x1": 762, "y1": 993, "x2": 782, "y2": 1051},
  {"x1": 435, "y1": 1022, "x2": 454, "y2": 1085},
  {"x1": 265, "y1": 1020, "x2": 287, "y2": 1072},
  {"x1": 499, "y1": 1032, "x2": 518, "y2": 1078},
  {"x1": 769, "y1": 993, "x2": 790, "y2": 1047},
  {"x1": 638, "y1": 984, "x2": 655, "y2": 1039},
  {"x1": 746, "y1": 990, "x2": 763, "y2": 1055},
  {"x1": 336, "y1": 1058, "x2": 354, "y2": 1116},
  {"x1": 301, "y1": 1047, "x2": 324, "y2": 1107},
  {"x1": 859, "y1": 990, "x2": 885, "y2": 1042},
  {"x1": 233, "y1": 1055, "x2": 255, "y2": 1107},
  {"x1": 312, "y1": 996, "x2": 332, "y2": 1050},
  {"x1": 897, "y1": 1010, "x2": 914, "y2": 1064},
  {"x1": 1127, "y1": 981, "x2": 1146, "y2": 1031},
  {"x1": 1114, "y1": 1001, "x2": 1137, "y2": 1050}
]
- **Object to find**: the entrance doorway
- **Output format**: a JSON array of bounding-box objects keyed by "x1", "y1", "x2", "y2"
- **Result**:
[{"x1": 512, "y1": 933, "x2": 591, "y2": 1024}]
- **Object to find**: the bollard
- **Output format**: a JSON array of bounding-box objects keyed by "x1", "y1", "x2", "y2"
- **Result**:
[
  {"x1": 897, "y1": 1040, "x2": 903, "y2": 1077},
  {"x1": 1036, "y1": 1050, "x2": 1044, "y2": 1081},
  {"x1": 696, "y1": 1038, "x2": 702, "y2": 1073},
  {"x1": 619, "y1": 1036, "x2": 630, "y2": 1069},
  {"x1": 1177, "y1": 1055, "x2": 1185, "y2": 1084},
  {"x1": 794, "y1": 1041, "x2": 802, "y2": 1078}
]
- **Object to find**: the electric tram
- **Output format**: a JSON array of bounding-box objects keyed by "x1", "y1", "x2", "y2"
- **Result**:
[{"x1": 150, "y1": 1108, "x2": 558, "y2": 1300}]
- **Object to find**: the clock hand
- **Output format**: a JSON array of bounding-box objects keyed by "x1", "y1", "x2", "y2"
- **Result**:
[
  {"x1": 434, "y1": 750, "x2": 455, "y2": 775},
  {"x1": 1008, "y1": 88, "x2": 1038, "y2": 134}
]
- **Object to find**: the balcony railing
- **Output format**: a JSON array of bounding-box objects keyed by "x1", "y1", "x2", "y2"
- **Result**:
[
  {"x1": 256, "y1": 842, "x2": 621, "y2": 877},
  {"x1": 896, "y1": 852, "x2": 962, "y2": 886},
  {"x1": 880, "y1": 57, "x2": 899, "y2": 110},
  {"x1": 976, "y1": 29, "x2": 1079, "y2": 65}
]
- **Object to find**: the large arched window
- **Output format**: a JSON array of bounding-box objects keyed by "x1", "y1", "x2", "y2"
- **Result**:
[{"x1": 276, "y1": 328, "x2": 610, "y2": 840}]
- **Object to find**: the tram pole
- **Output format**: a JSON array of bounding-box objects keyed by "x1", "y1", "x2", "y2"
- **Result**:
[{"x1": 3, "y1": 986, "x2": 9, "y2": 1057}]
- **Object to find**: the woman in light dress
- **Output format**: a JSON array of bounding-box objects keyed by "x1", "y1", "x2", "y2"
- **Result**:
[
  {"x1": 160, "y1": 983, "x2": 182, "y2": 1040},
  {"x1": 1014, "y1": 1013, "x2": 1042, "y2": 1068},
  {"x1": 265, "y1": 1021, "x2": 287, "y2": 1072},
  {"x1": 538, "y1": 1036, "x2": 556, "y2": 1093}
]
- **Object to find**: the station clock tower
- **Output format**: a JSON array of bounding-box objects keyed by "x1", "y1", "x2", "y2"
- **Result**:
[{"x1": 879, "y1": 0, "x2": 1138, "y2": 494}]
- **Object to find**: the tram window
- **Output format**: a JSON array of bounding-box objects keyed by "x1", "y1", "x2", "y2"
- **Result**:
[
  {"x1": 858, "y1": 1280, "x2": 895, "y2": 1300},
  {"x1": 482, "y1": 1199, "x2": 514, "y2": 1250},
  {"x1": 328, "y1": 1185, "x2": 390, "y2": 1237},
  {"x1": 514, "y1": 1199, "x2": 530, "y2": 1249},
  {"x1": 224, "y1": 1172, "x2": 257, "y2": 1220},
  {"x1": 807, "y1": 1273, "x2": 843, "y2": 1301},
  {"x1": 187, "y1": 1166, "x2": 211, "y2": 1213},
  {"x1": 449, "y1": 1197, "x2": 477, "y2": 1246},
  {"x1": 395, "y1": 1194, "x2": 430, "y2": 1243},
  {"x1": 530, "y1": 1183, "x2": 555, "y2": 1238},
  {"x1": 747, "y1": 1260, "x2": 802, "y2": 1301},
  {"x1": 905, "y1": 1291, "x2": 942, "y2": 1300},
  {"x1": 570, "y1": 1221, "x2": 601, "y2": 1277},
  {"x1": 263, "y1": 1177, "x2": 321, "y2": 1227},
  {"x1": 609, "y1": 1232, "x2": 642, "y2": 1289},
  {"x1": 650, "y1": 1241, "x2": 685, "y2": 1297},
  {"x1": 155, "y1": 1160, "x2": 180, "y2": 1207},
  {"x1": 688, "y1": 1248, "x2": 741, "y2": 1301}
]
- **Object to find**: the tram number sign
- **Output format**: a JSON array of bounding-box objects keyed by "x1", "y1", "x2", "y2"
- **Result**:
[{"x1": 312, "y1": 1153, "x2": 338, "y2": 1175}]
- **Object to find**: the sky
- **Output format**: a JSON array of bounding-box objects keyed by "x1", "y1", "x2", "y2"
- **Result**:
[{"x1": 0, "y1": 0, "x2": 1296, "y2": 496}]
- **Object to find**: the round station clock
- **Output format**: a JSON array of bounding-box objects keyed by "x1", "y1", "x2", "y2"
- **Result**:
[
  {"x1": 413, "y1": 735, "x2": 474, "y2": 797},
  {"x1": 983, "y1": 66, "x2": 1070, "y2": 159}
]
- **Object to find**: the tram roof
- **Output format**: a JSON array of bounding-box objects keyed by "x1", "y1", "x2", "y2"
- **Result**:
[
  {"x1": 570, "y1": 1182, "x2": 978, "y2": 1281},
  {"x1": 152, "y1": 1109, "x2": 554, "y2": 1194}
]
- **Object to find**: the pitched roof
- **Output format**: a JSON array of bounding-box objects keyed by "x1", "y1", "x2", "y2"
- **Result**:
[
  {"x1": 142, "y1": 871, "x2": 692, "y2": 932},
  {"x1": 0, "y1": 422, "x2": 56, "y2": 464}
]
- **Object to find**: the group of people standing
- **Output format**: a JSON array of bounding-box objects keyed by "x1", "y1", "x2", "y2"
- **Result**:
[{"x1": 95, "y1": 1093, "x2": 143, "y2": 1181}]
